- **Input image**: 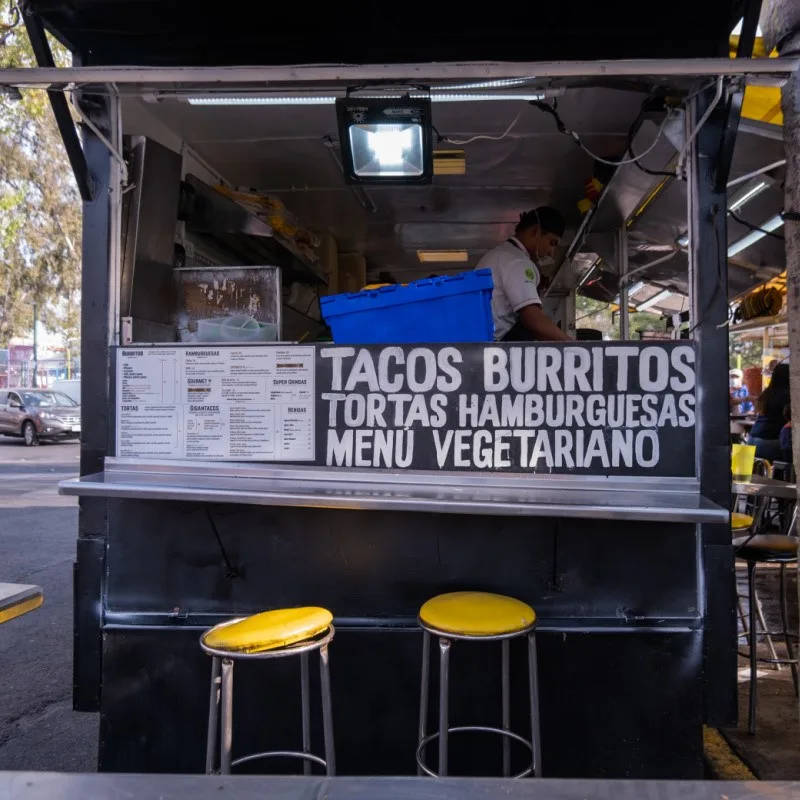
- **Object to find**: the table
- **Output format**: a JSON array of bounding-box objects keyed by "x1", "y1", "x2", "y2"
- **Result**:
[
  {"x1": 730, "y1": 416, "x2": 756, "y2": 437},
  {"x1": 0, "y1": 582, "x2": 43, "y2": 625},
  {"x1": 732, "y1": 476, "x2": 797, "y2": 501}
]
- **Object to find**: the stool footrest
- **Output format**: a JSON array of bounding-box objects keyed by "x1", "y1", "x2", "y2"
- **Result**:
[
  {"x1": 737, "y1": 649, "x2": 800, "y2": 666},
  {"x1": 229, "y1": 750, "x2": 328, "y2": 771},
  {"x1": 416, "y1": 725, "x2": 533, "y2": 779}
]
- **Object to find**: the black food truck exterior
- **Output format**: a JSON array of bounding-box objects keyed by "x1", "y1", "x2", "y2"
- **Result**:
[{"x1": 10, "y1": 0, "x2": 794, "y2": 782}]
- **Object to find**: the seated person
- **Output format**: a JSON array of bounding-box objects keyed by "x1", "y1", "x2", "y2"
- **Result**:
[
  {"x1": 748, "y1": 363, "x2": 791, "y2": 461},
  {"x1": 779, "y1": 405, "x2": 792, "y2": 464},
  {"x1": 729, "y1": 368, "x2": 754, "y2": 414}
]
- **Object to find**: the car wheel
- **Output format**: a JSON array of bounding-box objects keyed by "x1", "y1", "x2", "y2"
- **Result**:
[{"x1": 22, "y1": 421, "x2": 39, "y2": 447}]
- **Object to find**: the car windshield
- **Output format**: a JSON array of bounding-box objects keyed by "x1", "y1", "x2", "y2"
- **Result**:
[{"x1": 19, "y1": 391, "x2": 78, "y2": 408}]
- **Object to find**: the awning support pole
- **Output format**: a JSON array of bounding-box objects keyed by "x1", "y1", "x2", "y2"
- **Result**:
[
  {"x1": 616, "y1": 228, "x2": 630, "y2": 340},
  {"x1": 687, "y1": 83, "x2": 737, "y2": 727},
  {"x1": 715, "y1": 0, "x2": 764, "y2": 191},
  {"x1": 21, "y1": 8, "x2": 93, "y2": 202}
]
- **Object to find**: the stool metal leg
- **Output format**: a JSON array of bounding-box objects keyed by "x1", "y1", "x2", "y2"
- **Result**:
[
  {"x1": 320, "y1": 643, "x2": 336, "y2": 776},
  {"x1": 755, "y1": 592, "x2": 781, "y2": 670},
  {"x1": 779, "y1": 565, "x2": 800, "y2": 697},
  {"x1": 748, "y1": 561, "x2": 758, "y2": 735},
  {"x1": 502, "y1": 639, "x2": 511, "y2": 777},
  {"x1": 417, "y1": 631, "x2": 431, "y2": 776},
  {"x1": 220, "y1": 658, "x2": 234, "y2": 773},
  {"x1": 527, "y1": 633, "x2": 542, "y2": 777},
  {"x1": 205, "y1": 656, "x2": 222, "y2": 774},
  {"x1": 438, "y1": 637, "x2": 451, "y2": 777},
  {"x1": 301, "y1": 652, "x2": 311, "y2": 775}
]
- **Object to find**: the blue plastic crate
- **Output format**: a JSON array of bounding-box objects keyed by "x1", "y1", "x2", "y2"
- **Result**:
[{"x1": 320, "y1": 269, "x2": 494, "y2": 344}]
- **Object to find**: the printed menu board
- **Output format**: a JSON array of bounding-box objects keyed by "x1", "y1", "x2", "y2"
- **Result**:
[{"x1": 116, "y1": 346, "x2": 315, "y2": 461}]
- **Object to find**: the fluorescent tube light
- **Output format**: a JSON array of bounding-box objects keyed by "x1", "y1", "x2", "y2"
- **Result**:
[
  {"x1": 417, "y1": 250, "x2": 469, "y2": 263},
  {"x1": 636, "y1": 289, "x2": 673, "y2": 312},
  {"x1": 187, "y1": 96, "x2": 337, "y2": 105},
  {"x1": 674, "y1": 178, "x2": 771, "y2": 250},
  {"x1": 627, "y1": 281, "x2": 646, "y2": 298},
  {"x1": 727, "y1": 213, "x2": 785, "y2": 257},
  {"x1": 186, "y1": 93, "x2": 543, "y2": 106},
  {"x1": 729, "y1": 180, "x2": 768, "y2": 212}
]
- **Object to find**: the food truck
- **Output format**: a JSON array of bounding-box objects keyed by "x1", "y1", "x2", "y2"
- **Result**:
[{"x1": 3, "y1": 0, "x2": 798, "y2": 785}]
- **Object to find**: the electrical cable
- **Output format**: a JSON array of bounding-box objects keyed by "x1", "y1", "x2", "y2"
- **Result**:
[
  {"x1": 618, "y1": 249, "x2": 681, "y2": 287},
  {"x1": 728, "y1": 209, "x2": 786, "y2": 241},
  {"x1": 676, "y1": 75, "x2": 725, "y2": 179},
  {"x1": 442, "y1": 112, "x2": 522, "y2": 145},
  {"x1": 529, "y1": 97, "x2": 676, "y2": 169},
  {"x1": 625, "y1": 95, "x2": 676, "y2": 177}
]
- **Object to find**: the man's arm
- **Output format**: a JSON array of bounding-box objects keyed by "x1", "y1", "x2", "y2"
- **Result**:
[{"x1": 518, "y1": 305, "x2": 573, "y2": 341}]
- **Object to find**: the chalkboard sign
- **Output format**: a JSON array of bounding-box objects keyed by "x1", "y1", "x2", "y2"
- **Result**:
[{"x1": 315, "y1": 342, "x2": 696, "y2": 477}]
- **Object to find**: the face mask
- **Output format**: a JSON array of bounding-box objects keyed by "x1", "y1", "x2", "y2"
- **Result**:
[{"x1": 537, "y1": 256, "x2": 555, "y2": 268}]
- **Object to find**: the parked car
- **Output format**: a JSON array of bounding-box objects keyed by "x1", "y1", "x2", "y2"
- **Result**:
[
  {"x1": 0, "y1": 388, "x2": 81, "y2": 446},
  {"x1": 50, "y1": 378, "x2": 81, "y2": 405}
]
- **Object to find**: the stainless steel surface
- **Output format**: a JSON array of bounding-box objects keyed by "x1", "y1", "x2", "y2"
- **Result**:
[
  {"x1": 301, "y1": 652, "x2": 311, "y2": 776},
  {"x1": 418, "y1": 618, "x2": 537, "y2": 643},
  {"x1": 205, "y1": 657, "x2": 221, "y2": 774},
  {"x1": 59, "y1": 459, "x2": 728, "y2": 523},
  {"x1": 319, "y1": 644, "x2": 335, "y2": 777},
  {"x1": 2, "y1": 59, "x2": 798, "y2": 90},
  {"x1": 204, "y1": 627, "x2": 336, "y2": 775},
  {"x1": 93, "y1": 457, "x2": 705, "y2": 490},
  {"x1": 417, "y1": 727, "x2": 533, "y2": 779},
  {"x1": 502, "y1": 639, "x2": 511, "y2": 777},
  {"x1": 417, "y1": 624, "x2": 539, "y2": 779},
  {"x1": 438, "y1": 637, "x2": 451, "y2": 778},
  {"x1": 528, "y1": 633, "x2": 542, "y2": 778},
  {"x1": 417, "y1": 631, "x2": 430, "y2": 777},
  {"x1": 0, "y1": 773, "x2": 794, "y2": 799},
  {"x1": 201, "y1": 624, "x2": 335, "y2": 660},
  {"x1": 733, "y1": 476, "x2": 797, "y2": 500},
  {"x1": 220, "y1": 658, "x2": 234, "y2": 774},
  {"x1": 231, "y1": 751, "x2": 327, "y2": 770}
]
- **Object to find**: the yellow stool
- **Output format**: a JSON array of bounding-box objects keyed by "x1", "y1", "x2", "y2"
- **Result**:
[
  {"x1": 732, "y1": 513, "x2": 754, "y2": 531},
  {"x1": 416, "y1": 591, "x2": 541, "y2": 778},
  {"x1": 201, "y1": 607, "x2": 335, "y2": 775}
]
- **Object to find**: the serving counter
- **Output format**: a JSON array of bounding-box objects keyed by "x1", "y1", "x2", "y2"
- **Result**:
[
  {"x1": 64, "y1": 340, "x2": 733, "y2": 779},
  {"x1": 61, "y1": 461, "x2": 726, "y2": 522}
]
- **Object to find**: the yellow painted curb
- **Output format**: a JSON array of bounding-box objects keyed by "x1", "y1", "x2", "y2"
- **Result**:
[{"x1": 703, "y1": 726, "x2": 757, "y2": 781}]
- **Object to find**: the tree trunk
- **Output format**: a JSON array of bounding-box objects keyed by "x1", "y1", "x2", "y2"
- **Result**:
[{"x1": 780, "y1": 56, "x2": 800, "y2": 511}]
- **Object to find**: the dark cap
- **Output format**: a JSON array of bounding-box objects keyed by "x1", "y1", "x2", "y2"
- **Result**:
[{"x1": 516, "y1": 206, "x2": 565, "y2": 237}]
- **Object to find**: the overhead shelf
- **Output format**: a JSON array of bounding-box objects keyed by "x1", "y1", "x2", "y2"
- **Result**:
[
  {"x1": 181, "y1": 175, "x2": 328, "y2": 286},
  {"x1": 729, "y1": 313, "x2": 786, "y2": 334}
]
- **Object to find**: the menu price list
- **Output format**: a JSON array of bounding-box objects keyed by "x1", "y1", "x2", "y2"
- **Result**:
[{"x1": 116, "y1": 346, "x2": 316, "y2": 461}]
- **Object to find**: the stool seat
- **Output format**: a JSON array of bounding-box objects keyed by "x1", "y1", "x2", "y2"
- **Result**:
[
  {"x1": 734, "y1": 534, "x2": 799, "y2": 563},
  {"x1": 203, "y1": 607, "x2": 333, "y2": 654},
  {"x1": 731, "y1": 513, "x2": 754, "y2": 530},
  {"x1": 420, "y1": 592, "x2": 535, "y2": 637}
]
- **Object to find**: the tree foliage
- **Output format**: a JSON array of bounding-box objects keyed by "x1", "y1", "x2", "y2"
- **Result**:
[{"x1": 0, "y1": 5, "x2": 80, "y2": 348}]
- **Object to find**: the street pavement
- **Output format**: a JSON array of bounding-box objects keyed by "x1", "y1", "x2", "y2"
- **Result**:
[{"x1": 0, "y1": 437, "x2": 98, "y2": 771}]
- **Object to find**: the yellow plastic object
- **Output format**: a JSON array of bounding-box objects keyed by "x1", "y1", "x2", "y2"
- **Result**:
[
  {"x1": 731, "y1": 513, "x2": 754, "y2": 531},
  {"x1": 204, "y1": 607, "x2": 333, "y2": 654},
  {"x1": 419, "y1": 591, "x2": 536, "y2": 637},
  {"x1": 0, "y1": 594, "x2": 42, "y2": 625},
  {"x1": 731, "y1": 444, "x2": 756, "y2": 481}
]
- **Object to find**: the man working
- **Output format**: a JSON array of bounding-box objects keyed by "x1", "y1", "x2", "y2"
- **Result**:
[{"x1": 476, "y1": 206, "x2": 572, "y2": 341}]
